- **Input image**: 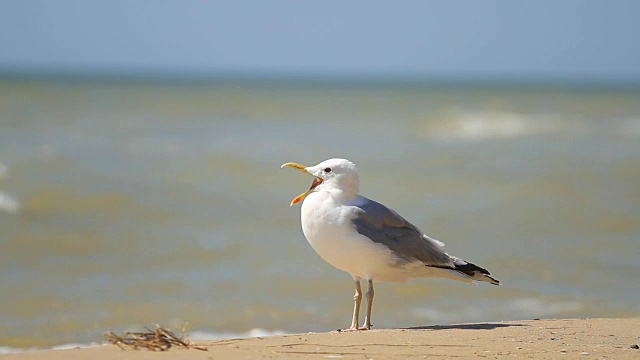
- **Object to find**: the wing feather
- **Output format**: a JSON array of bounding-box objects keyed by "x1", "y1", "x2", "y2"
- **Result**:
[{"x1": 347, "y1": 195, "x2": 453, "y2": 267}]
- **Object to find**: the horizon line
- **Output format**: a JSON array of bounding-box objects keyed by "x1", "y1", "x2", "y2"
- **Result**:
[{"x1": 1, "y1": 67, "x2": 640, "y2": 90}]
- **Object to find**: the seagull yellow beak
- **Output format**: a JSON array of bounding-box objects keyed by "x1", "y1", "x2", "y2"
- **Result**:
[{"x1": 281, "y1": 162, "x2": 323, "y2": 206}]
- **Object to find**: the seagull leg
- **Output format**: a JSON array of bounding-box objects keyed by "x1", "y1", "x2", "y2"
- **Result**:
[
  {"x1": 349, "y1": 280, "x2": 362, "y2": 330},
  {"x1": 361, "y1": 280, "x2": 374, "y2": 330}
]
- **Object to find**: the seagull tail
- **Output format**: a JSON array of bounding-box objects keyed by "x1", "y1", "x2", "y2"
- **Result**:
[{"x1": 453, "y1": 260, "x2": 500, "y2": 286}]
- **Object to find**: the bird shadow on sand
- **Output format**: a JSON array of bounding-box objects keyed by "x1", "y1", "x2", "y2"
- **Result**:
[{"x1": 404, "y1": 322, "x2": 528, "y2": 331}]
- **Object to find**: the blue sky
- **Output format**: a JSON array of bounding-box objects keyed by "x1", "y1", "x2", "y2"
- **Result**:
[{"x1": 1, "y1": 0, "x2": 639, "y2": 82}]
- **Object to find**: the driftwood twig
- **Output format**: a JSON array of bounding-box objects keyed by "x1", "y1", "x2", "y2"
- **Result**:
[{"x1": 104, "y1": 325, "x2": 207, "y2": 351}]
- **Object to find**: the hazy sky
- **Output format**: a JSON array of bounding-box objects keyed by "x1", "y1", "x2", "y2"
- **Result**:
[{"x1": 1, "y1": 0, "x2": 639, "y2": 82}]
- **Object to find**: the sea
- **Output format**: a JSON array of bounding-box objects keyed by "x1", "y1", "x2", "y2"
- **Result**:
[{"x1": 1, "y1": 78, "x2": 639, "y2": 352}]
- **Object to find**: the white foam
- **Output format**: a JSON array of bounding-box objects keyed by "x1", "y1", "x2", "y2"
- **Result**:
[
  {"x1": 0, "y1": 346, "x2": 26, "y2": 354},
  {"x1": 0, "y1": 343, "x2": 101, "y2": 354},
  {"x1": 618, "y1": 117, "x2": 640, "y2": 138},
  {"x1": 413, "y1": 305, "x2": 484, "y2": 323},
  {"x1": 413, "y1": 297, "x2": 584, "y2": 323},
  {"x1": 50, "y1": 342, "x2": 100, "y2": 351},
  {"x1": 0, "y1": 329, "x2": 288, "y2": 354},
  {"x1": 507, "y1": 297, "x2": 583, "y2": 316},
  {"x1": 188, "y1": 328, "x2": 287, "y2": 340},
  {"x1": 0, "y1": 191, "x2": 20, "y2": 214},
  {"x1": 419, "y1": 110, "x2": 576, "y2": 141}
]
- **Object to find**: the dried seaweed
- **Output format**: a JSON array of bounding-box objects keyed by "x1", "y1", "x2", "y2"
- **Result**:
[{"x1": 104, "y1": 325, "x2": 207, "y2": 351}]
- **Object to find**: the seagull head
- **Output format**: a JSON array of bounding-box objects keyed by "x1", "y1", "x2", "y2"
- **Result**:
[{"x1": 281, "y1": 158, "x2": 359, "y2": 206}]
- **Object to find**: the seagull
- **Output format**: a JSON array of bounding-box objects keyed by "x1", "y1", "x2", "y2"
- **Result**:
[{"x1": 281, "y1": 158, "x2": 499, "y2": 330}]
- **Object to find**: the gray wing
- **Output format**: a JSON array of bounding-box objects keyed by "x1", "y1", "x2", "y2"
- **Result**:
[{"x1": 346, "y1": 195, "x2": 454, "y2": 267}]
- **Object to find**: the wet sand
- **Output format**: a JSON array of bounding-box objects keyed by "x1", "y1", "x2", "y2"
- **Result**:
[{"x1": 5, "y1": 318, "x2": 639, "y2": 359}]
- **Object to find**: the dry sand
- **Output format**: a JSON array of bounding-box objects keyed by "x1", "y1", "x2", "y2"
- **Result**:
[{"x1": 5, "y1": 318, "x2": 639, "y2": 359}]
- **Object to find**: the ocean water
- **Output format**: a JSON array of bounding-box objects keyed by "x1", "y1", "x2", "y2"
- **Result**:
[{"x1": 1, "y1": 79, "x2": 639, "y2": 351}]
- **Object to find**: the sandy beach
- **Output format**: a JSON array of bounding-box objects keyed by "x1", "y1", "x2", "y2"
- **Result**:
[{"x1": 4, "y1": 318, "x2": 639, "y2": 359}]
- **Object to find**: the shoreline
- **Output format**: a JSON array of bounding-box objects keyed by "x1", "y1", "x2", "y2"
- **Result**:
[{"x1": 4, "y1": 318, "x2": 639, "y2": 359}]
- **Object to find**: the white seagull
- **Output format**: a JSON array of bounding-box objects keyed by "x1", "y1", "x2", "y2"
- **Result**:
[{"x1": 282, "y1": 158, "x2": 499, "y2": 330}]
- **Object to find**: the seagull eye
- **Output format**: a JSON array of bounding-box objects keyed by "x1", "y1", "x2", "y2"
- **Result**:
[{"x1": 324, "y1": 167, "x2": 332, "y2": 173}]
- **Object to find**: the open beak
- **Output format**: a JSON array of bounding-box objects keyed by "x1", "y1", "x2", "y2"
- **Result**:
[{"x1": 281, "y1": 162, "x2": 323, "y2": 206}]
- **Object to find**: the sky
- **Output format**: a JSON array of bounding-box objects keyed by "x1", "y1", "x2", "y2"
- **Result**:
[{"x1": 1, "y1": 0, "x2": 639, "y2": 83}]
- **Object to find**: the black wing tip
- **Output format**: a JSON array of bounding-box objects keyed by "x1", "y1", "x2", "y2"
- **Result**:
[
  {"x1": 454, "y1": 261, "x2": 491, "y2": 276},
  {"x1": 426, "y1": 261, "x2": 500, "y2": 285},
  {"x1": 485, "y1": 274, "x2": 501, "y2": 286},
  {"x1": 445, "y1": 261, "x2": 501, "y2": 285}
]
